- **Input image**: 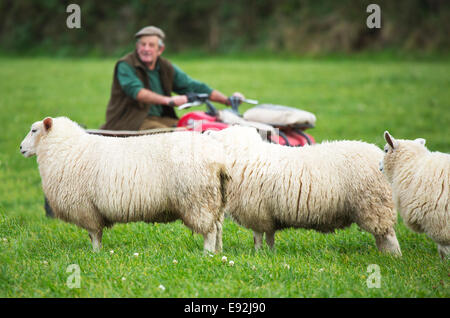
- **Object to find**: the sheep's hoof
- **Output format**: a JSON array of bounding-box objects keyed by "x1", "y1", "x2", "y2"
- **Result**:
[
  {"x1": 438, "y1": 245, "x2": 449, "y2": 261},
  {"x1": 203, "y1": 250, "x2": 216, "y2": 257}
]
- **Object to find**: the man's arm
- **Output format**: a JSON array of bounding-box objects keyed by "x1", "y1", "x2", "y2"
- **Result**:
[
  {"x1": 209, "y1": 90, "x2": 245, "y2": 105},
  {"x1": 136, "y1": 88, "x2": 187, "y2": 106},
  {"x1": 208, "y1": 90, "x2": 229, "y2": 105}
]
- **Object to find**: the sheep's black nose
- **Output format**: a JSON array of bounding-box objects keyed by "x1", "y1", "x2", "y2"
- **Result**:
[{"x1": 20, "y1": 145, "x2": 22, "y2": 150}]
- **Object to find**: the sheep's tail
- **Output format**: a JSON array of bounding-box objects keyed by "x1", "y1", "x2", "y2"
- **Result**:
[{"x1": 218, "y1": 165, "x2": 231, "y2": 207}]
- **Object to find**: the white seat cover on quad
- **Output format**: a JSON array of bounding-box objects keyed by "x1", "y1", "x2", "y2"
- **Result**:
[
  {"x1": 217, "y1": 110, "x2": 276, "y2": 133},
  {"x1": 243, "y1": 104, "x2": 316, "y2": 127}
]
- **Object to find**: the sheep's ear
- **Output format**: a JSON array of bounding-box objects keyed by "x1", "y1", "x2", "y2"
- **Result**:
[
  {"x1": 414, "y1": 138, "x2": 426, "y2": 146},
  {"x1": 384, "y1": 131, "x2": 398, "y2": 149},
  {"x1": 43, "y1": 117, "x2": 53, "y2": 132}
]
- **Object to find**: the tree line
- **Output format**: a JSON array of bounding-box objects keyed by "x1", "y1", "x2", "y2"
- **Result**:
[{"x1": 0, "y1": 0, "x2": 448, "y2": 56}]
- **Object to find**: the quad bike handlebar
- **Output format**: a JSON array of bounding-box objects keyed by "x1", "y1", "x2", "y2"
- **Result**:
[{"x1": 178, "y1": 93, "x2": 258, "y2": 116}]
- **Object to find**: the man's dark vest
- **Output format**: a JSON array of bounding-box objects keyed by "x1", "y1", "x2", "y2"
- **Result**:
[{"x1": 101, "y1": 50, "x2": 177, "y2": 131}]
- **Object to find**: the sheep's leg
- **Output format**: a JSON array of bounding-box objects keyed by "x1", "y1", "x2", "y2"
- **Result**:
[
  {"x1": 437, "y1": 244, "x2": 449, "y2": 260},
  {"x1": 215, "y1": 220, "x2": 223, "y2": 253},
  {"x1": 265, "y1": 231, "x2": 275, "y2": 249},
  {"x1": 203, "y1": 225, "x2": 217, "y2": 254},
  {"x1": 374, "y1": 231, "x2": 402, "y2": 256},
  {"x1": 253, "y1": 232, "x2": 264, "y2": 250},
  {"x1": 88, "y1": 229, "x2": 103, "y2": 252}
]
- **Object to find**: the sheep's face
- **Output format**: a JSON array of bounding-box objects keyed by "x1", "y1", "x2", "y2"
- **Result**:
[
  {"x1": 380, "y1": 131, "x2": 426, "y2": 182},
  {"x1": 20, "y1": 117, "x2": 53, "y2": 157}
]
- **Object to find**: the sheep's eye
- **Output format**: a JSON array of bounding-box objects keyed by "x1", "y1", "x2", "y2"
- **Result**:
[{"x1": 31, "y1": 129, "x2": 37, "y2": 133}]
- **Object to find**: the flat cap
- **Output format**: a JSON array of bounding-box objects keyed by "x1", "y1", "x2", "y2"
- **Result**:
[{"x1": 134, "y1": 26, "x2": 165, "y2": 39}]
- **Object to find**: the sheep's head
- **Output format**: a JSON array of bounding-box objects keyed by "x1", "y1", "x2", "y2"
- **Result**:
[
  {"x1": 380, "y1": 130, "x2": 427, "y2": 182},
  {"x1": 20, "y1": 117, "x2": 53, "y2": 157}
]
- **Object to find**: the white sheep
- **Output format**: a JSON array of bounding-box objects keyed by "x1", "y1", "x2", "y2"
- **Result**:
[
  {"x1": 381, "y1": 131, "x2": 449, "y2": 259},
  {"x1": 207, "y1": 126, "x2": 402, "y2": 255},
  {"x1": 20, "y1": 116, "x2": 229, "y2": 253}
]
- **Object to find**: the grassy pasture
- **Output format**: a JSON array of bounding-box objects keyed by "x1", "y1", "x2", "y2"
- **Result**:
[{"x1": 0, "y1": 56, "x2": 448, "y2": 297}]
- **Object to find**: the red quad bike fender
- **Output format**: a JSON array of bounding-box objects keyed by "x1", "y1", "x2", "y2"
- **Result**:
[
  {"x1": 177, "y1": 111, "x2": 229, "y2": 132},
  {"x1": 178, "y1": 111, "x2": 315, "y2": 146}
]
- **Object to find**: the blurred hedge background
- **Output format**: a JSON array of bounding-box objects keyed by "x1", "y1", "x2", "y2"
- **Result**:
[{"x1": 0, "y1": 0, "x2": 449, "y2": 57}]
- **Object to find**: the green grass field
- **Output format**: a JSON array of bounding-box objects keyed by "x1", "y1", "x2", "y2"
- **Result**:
[{"x1": 0, "y1": 55, "x2": 449, "y2": 298}]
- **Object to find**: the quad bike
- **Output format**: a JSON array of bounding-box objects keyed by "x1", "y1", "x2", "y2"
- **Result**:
[
  {"x1": 87, "y1": 94, "x2": 316, "y2": 146},
  {"x1": 175, "y1": 93, "x2": 316, "y2": 146}
]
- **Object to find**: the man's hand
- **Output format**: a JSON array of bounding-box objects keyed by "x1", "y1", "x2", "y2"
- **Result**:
[
  {"x1": 226, "y1": 92, "x2": 245, "y2": 106},
  {"x1": 209, "y1": 90, "x2": 246, "y2": 106},
  {"x1": 231, "y1": 92, "x2": 245, "y2": 100},
  {"x1": 166, "y1": 95, "x2": 188, "y2": 107}
]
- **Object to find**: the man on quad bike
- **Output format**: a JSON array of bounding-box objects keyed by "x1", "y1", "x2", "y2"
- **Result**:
[{"x1": 101, "y1": 25, "x2": 243, "y2": 130}]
